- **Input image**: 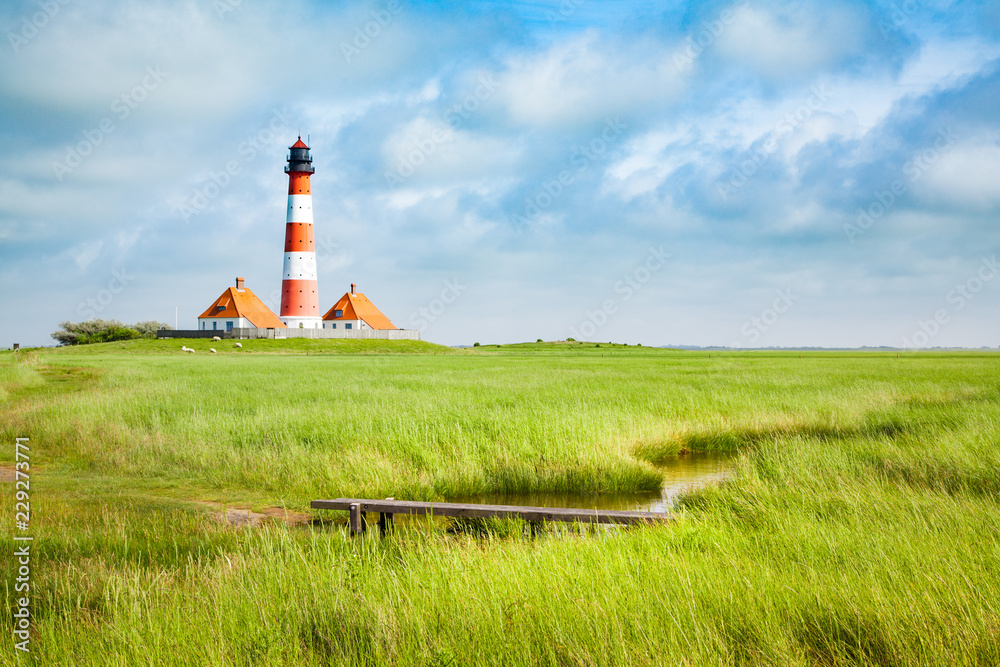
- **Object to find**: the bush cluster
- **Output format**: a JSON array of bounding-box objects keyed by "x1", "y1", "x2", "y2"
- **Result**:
[{"x1": 51, "y1": 320, "x2": 172, "y2": 346}]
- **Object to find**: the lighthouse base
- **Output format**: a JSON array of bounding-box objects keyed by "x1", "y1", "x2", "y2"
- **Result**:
[{"x1": 280, "y1": 316, "x2": 323, "y2": 329}]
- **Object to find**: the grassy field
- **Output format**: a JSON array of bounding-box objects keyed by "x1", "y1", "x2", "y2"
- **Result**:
[{"x1": 1, "y1": 341, "x2": 999, "y2": 665}]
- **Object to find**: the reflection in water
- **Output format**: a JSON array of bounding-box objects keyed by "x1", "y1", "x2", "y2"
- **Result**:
[
  {"x1": 454, "y1": 452, "x2": 733, "y2": 513},
  {"x1": 649, "y1": 451, "x2": 732, "y2": 512}
]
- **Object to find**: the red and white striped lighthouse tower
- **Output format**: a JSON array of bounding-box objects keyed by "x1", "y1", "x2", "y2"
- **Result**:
[{"x1": 280, "y1": 137, "x2": 322, "y2": 328}]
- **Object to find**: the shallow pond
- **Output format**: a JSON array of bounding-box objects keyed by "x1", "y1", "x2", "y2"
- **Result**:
[{"x1": 454, "y1": 452, "x2": 734, "y2": 513}]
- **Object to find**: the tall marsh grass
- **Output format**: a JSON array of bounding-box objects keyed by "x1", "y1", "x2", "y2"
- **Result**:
[{"x1": 1, "y1": 346, "x2": 999, "y2": 664}]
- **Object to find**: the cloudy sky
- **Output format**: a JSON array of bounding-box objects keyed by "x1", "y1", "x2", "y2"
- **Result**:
[{"x1": 2, "y1": 0, "x2": 998, "y2": 348}]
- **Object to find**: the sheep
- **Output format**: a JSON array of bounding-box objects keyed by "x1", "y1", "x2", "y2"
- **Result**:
[
  {"x1": 234, "y1": 342, "x2": 243, "y2": 348},
  {"x1": 183, "y1": 347, "x2": 195, "y2": 353},
  {"x1": 210, "y1": 348, "x2": 217, "y2": 354},
  {"x1": 212, "y1": 336, "x2": 221, "y2": 342}
]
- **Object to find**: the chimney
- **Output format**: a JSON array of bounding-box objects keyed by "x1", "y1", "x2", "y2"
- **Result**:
[
  {"x1": 351, "y1": 283, "x2": 356, "y2": 295},
  {"x1": 236, "y1": 277, "x2": 245, "y2": 291}
]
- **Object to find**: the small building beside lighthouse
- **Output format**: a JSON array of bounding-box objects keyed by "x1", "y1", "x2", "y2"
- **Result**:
[
  {"x1": 322, "y1": 284, "x2": 398, "y2": 330},
  {"x1": 197, "y1": 277, "x2": 285, "y2": 333}
]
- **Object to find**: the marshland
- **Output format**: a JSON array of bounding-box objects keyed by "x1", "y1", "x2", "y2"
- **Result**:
[{"x1": 2, "y1": 340, "x2": 999, "y2": 665}]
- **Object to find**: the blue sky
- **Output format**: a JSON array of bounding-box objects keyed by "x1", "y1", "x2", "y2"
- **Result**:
[{"x1": 1, "y1": 0, "x2": 998, "y2": 347}]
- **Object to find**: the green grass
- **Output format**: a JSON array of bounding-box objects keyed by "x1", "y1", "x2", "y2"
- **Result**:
[
  {"x1": 39, "y1": 336, "x2": 455, "y2": 355},
  {"x1": 1, "y1": 344, "x2": 999, "y2": 664}
]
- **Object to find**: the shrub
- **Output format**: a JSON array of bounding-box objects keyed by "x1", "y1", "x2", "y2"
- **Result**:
[
  {"x1": 52, "y1": 320, "x2": 142, "y2": 346},
  {"x1": 473, "y1": 342, "x2": 480, "y2": 347},
  {"x1": 82, "y1": 326, "x2": 141, "y2": 344},
  {"x1": 133, "y1": 321, "x2": 172, "y2": 337}
]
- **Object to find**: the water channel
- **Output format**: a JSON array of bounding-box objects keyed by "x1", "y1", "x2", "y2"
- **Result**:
[{"x1": 454, "y1": 452, "x2": 734, "y2": 514}]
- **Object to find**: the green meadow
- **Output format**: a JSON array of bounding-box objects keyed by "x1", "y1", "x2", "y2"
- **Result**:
[{"x1": 2, "y1": 340, "x2": 999, "y2": 665}]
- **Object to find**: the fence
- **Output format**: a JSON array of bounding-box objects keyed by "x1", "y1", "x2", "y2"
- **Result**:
[
  {"x1": 157, "y1": 329, "x2": 226, "y2": 339},
  {"x1": 158, "y1": 328, "x2": 420, "y2": 341}
]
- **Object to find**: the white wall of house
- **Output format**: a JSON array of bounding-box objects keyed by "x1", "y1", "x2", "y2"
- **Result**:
[
  {"x1": 321, "y1": 319, "x2": 366, "y2": 330},
  {"x1": 197, "y1": 317, "x2": 250, "y2": 332}
]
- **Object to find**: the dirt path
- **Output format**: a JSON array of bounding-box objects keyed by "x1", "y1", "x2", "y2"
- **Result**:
[
  {"x1": 0, "y1": 471, "x2": 315, "y2": 526},
  {"x1": 192, "y1": 501, "x2": 314, "y2": 527}
]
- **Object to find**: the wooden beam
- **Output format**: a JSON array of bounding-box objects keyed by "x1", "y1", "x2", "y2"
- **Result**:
[{"x1": 312, "y1": 498, "x2": 669, "y2": 527}]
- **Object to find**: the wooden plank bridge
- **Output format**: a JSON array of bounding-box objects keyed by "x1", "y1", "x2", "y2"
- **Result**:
[{"x1": 310, "y1": 498, "x2": 670, "y2": 536}]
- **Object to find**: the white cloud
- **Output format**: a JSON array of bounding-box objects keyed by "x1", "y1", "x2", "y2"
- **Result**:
[
  {"x1": 605, "y1": 125, "x2": 706, "y2": 201},
  {"x1": 715, "y1": 2, "x2": 870, "y2": 81},
  {"x1": 382, "y1": 186, "x2": 451, "y2": 210},
  {"x1": 70, "y1": 240, "x2": 104, "y2": 271},
  {"x1": 380, "y1": 116, "x2": 521, "y2": 186},
  {"x1": 406, "y1": 79, "x2": 442, "y2": 105},
  {"x1": 917, "y1": 141, "x2": 1000, "y2": 211},
  {"x1": 495, "y1": 31, "x2": 687, "y2": 126},
  {"x1": 605, "y1": 85, "x2": 858, "y2": 203},
  {"x1": 0, "y1": 0, "x2": 437, "y2": 121},
  {"x1": 815, "y1": 38, "x2": 1000, "y2": 134}
]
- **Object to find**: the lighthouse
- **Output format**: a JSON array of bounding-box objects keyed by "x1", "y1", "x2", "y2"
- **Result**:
[{"x1": 280, "y1": 137, "x2": 322, "y2": 328}]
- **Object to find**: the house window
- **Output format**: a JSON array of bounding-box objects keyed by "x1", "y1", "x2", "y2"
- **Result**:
[
  {"x1": 226, "y1": 322, "x2": 233, "y2": 332},
  {"x1": 331, "y1": 323, "x2": 336, "y2": 329},
  {"x1": 216, "y1": 305, "x2": 225, "y2": 311},
  {"x1": 345, "y1": 323, "x2": 352, "y2": 330},
  {"x1": 213, "y1": 322, "x2": 217, "y2": 330},
  {"x1": 334, "y1": 309, "x2": 343, "y2": 318},
  {"x1": 201, "y1": 322, "x2": 205, "y2": 330}
]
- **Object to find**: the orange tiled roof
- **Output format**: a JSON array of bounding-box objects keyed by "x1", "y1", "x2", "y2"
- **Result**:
[
  {"x1": 321, "y1": 291, "x2": 397, "y2": 329},
  {"x1": 198, "y1": 286, "x2": 286, "y2": 328}
]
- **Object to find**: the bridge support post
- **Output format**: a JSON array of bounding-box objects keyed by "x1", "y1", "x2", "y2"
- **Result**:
[
  {"x1": 378, "y1": 512, "x2": 393, "y2": 537},
  {"x1": 349, "y1": 503, "x2": 367, "y2": 536}
]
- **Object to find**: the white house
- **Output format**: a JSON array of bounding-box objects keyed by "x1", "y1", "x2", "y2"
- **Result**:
[
  {"x1": 197, "y1": 277, "x2": 286, "y2": 333},
  {"x1": 321, "y1": 283, "x2": 397, "y2": 331}
]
